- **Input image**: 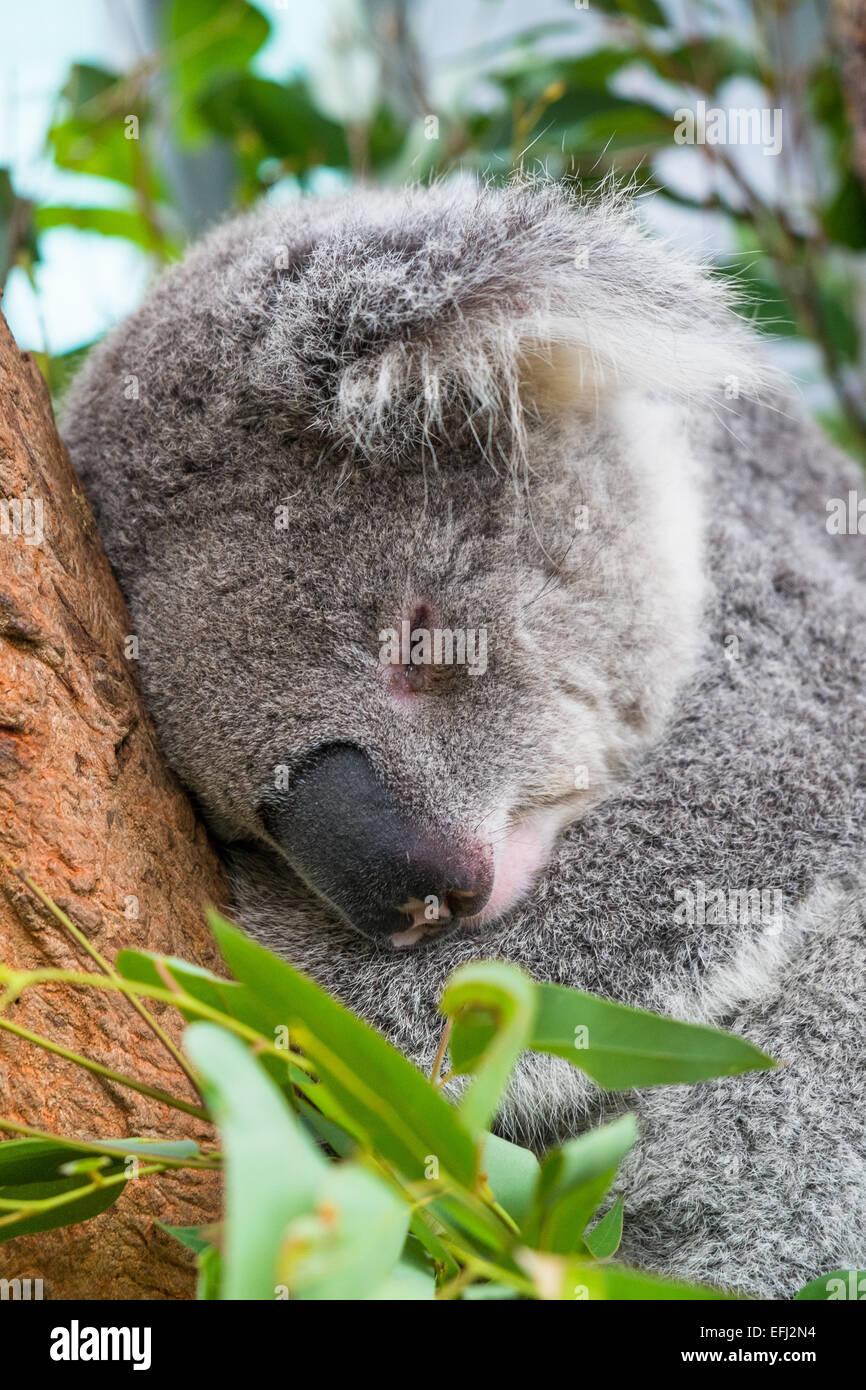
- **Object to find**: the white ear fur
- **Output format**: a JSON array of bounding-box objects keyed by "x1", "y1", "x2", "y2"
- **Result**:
[{"x1": 515, "y1": 300, "x2": 770, "y2": 422}]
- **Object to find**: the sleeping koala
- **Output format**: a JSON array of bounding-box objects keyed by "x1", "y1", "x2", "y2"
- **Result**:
[{"x1": 62, "y1": 182, "x2": 866, "y2": 1298}]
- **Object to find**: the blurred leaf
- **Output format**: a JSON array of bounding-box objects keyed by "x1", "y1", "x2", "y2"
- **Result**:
[
  {"x1": 0, "y1": 1175, "x2": 122, "y2": 1242},
  {"x1": 642, "y1": 37, "x2": 761, "y2": 91},
  {"x1": 590, "y1": 0, "x2": 667, "y2": 25},
  {"x1": 367, "y1": 106, "x2": 410, "y2": 172},
  {"x1": 209, "y1": 911, "x2": 478, "y2": 1188},
  {"x1": 296, "y1": 1095, "x2": 358, "y2": 1158},
  {"x1": 367, "y1": 1258, "x2": 436, "y2": 1299},
  {"x1": 815, "y1": 274, "x2": 860, "y2": 363},
  {"x1": 481, "y1": 1132, "x2": 540, "y2": 1227},
  {"x1": 49, "y1": 64, "x2": 158, "y2": 196},
  {"x1": 31, "y1": 342, "x2": 97, "y2": 404},
  {"x1": 60, "y1": 63, "x2": 120, "y2": 108},
  {"x1": 550, "y1": 1257, "x2": 740, "y2": 1300},
  {"x1": 159, "y1": 1221, "x2": 220, "y2": 1255},
  {"x1": 167, "y1": 0, "x2": 270, "y2": 143},
  {"x1": 796, "y1": 1269, "x2": 866, "y2": 1301},
  {"x1": 816, "y1": 411, "x2": 866, "y2": 466},
  {"x1": 584, "y1": 1194, "x2": 625, "y2": 1259},
  {"x1": 36, "y1": 204, "x2": 176, "y2": 252},
  {"x1": 279, "y1": 1162, "x2": 409, "y2": 1300},
  {"x1": 198, "y1": 1243, "x2": 223, "y2": 1299},
  {"x1": 196, "y1": 73, "x2": 349, "y2": 171},
  {"x1": 442, "y1": 961, "x2": 536, "y2": 1132},
  {"x1": 714, "y1": 258, "x2": 798, "y2": 337},
  {"x1": 528, "y1": 1115, "x2": 637, "y2": 1254},
  {"x1": 116, "y1": 947, "x2": 264, "y2": 1029},
  {"x1": 184, "y1": 1022, "x2": 327, "y2": 1300},
  {"x1": 822, "y1": 172, "x2": 866, "y2": 250},
  {"x1": 492, "y1": 51, "x2": 641, "y2": 108},
  {"x1": 563, "y1": 104, "x2": 675, "y2": 155},
  {"x1": 531, "y1": 981, "x2": 776, "y2": 1088},
  {"x1": 0, "y1": 1136, "x2": 198, "y2": 1184},
  {"x1": 0, "y1": 1136, "x2": 198, "y2": 1241},
  {"x1": 809, "y1": 62, "x2": 849, "y2": 145}
]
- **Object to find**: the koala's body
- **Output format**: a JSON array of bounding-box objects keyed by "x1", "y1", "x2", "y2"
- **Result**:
[{"x1": 63, "y1": 183, "x2": 866, "y2": 1298}]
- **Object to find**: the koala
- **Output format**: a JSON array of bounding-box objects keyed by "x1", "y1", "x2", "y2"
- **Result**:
[{"x1": 62, "y1": 181, "x2": 866, "y2": 1298}]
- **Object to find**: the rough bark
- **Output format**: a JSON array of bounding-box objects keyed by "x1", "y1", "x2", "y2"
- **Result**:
[{"x1": 0, "y1": 305, "x2": 227, "y2": 1299}]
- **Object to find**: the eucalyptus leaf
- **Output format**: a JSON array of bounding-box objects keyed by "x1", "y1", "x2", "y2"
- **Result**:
[
  {"x1": 210, "y1": 911, "x2": 478, "y2": 1188},
  {"x1": 184, "y1": 1022, "x2": 327, "y2": 1300}
]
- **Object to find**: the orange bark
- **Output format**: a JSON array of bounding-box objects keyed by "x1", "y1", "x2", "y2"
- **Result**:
[{"x1": 0, "y1": 306, "x2": 227, "y2": 1298}]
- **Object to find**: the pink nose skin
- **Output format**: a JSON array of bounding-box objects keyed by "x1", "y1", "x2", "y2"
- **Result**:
[{"x1": 394, "y1": 810, "x2": 563, "y2": 948}]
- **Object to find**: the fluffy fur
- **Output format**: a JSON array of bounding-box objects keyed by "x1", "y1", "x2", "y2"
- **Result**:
[{"x1": 62, "y1": 181, "x2": 866, "y2": 1298}]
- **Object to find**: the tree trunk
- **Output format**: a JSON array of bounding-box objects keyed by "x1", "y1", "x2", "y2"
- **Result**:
[{"x1": 0, "y1": 306, "x2": 227, "y2": 1299}]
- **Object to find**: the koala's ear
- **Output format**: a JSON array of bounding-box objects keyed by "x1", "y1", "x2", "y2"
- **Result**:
[
  {"x1": 513, "y1": 251, "x2": 769, "y2": 420},
  {"x1": 248, "y1": 181, "x2": 771, "y2": 468}
]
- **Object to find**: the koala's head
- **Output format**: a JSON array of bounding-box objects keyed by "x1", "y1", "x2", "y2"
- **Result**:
[{"x1": 63, "y1": 181, "x2": 760, "y2": 949}]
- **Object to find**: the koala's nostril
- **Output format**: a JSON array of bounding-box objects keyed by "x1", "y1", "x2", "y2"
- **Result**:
[
  {"x1": 444, "y1": 886, "x2": 485, "y2": 919},
  {"x1": 396, "y1": 877, "x2": 491, "y2": 932}
]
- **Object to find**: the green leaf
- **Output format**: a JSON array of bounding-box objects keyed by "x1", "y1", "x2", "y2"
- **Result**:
[
  {"x1": 643, "y1": 38, "x2": 761, "y2": 91},
  {"x1": 568, "y1": 1260, "x2": 741, "y2": 1301},
  {"x1": 0, "y1": 1136, "x2": 199, "y2": 1184},
  {"x1": 367, "y1": 1259, "x2": 436, "y2": 1300},
  {"x1": 519, "y1": 1249, "x2": 740, "y2": 1300},
  {"x1": 115, "y1": 948, "x2": 267, "y2": 1032},
  {"x1": 183, "y1": 1022, "x2": 327, "y2": 1300},
  {"x1": 60, "y1": 63, "x2": 120, "y2": 108},
  {"x1": 166, "y1": 0, "x2": 270, "y2": 142},
  {"x1": 279, "y1": 1162, "x2": 410, "y2": 1301},
  {"x1": 196, "y1": 74, "x2": 349, "y2": 170},
  {"x1": 0, "y1": 1136, "x2": 195, "y2": 1240},
  {"x1": 0, "y1": 168, "x2": 38, "y2": 287},
  {"x1": 822, "y1": 172, "x2": 866, "y2": 250},
  {"x1": 158, "y1": 1222, "x2": 220, "y2": 1256},
  {"x1": 531, "y1": 981, "x2": 776, "y2": 1088},
  {"x1": 529, "y1": 1115, "x2": 637, "y2": 1253},
  {"x1": 591, "y1": 0, "x2": 667, "y2": 24},
  {"x1": 480, "y1": 1132, "x2": 540, "y2": 1228},
  {"x1": 0, "y1": 1175, "x2": 122, "y2": 1242},
  {"x1": 31, "y1": 342, "x2": 96, "y2": 402},
  {"x1": 796, "y1": 1269, "x2": 866, "y2": 1301},
  {"x1": 198, "y1": 1244, "x2": 223, "y2": 1299},
  {"x1": 462, "y1": 1283, "x2": 520, "y2": 1299},
  {"x1": 48, "y1": 64, "x2": 160, "y2": 195},
  {"x1": 35, "y1": 204, "x2": 175, "y2": 252},
  {"x1": 441, "y1": 961, "x2": 537, "y2": 1132},
  {"x1": 564, "y1": 104, "x2": 675, "y2": 155},
  {"x1": 584, "y1": 1194, "x2": 624, "y2": 1259},
  {"x1": 209, "y1": 911, "x2": 478, "y2": 1188}
]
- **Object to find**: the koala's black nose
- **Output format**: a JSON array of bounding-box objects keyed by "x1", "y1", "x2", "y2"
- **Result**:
[{"x1": 260, "y1": 744, "x2": 493, "y2": 943}]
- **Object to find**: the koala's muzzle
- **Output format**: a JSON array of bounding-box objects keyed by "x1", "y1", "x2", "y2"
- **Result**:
[{"x1": 260, "y1": 744, "x2": 493, "y2": 944}]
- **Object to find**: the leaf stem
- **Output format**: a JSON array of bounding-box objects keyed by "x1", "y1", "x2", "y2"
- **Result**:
[{"x1": 0, "y1": 1015, "x2": 209, "y2": 1120}]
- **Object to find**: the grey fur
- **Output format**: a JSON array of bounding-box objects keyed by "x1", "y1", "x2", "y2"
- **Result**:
[{"x1": 62, "y1": 182, "x2": 866, "y2": 1298}]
